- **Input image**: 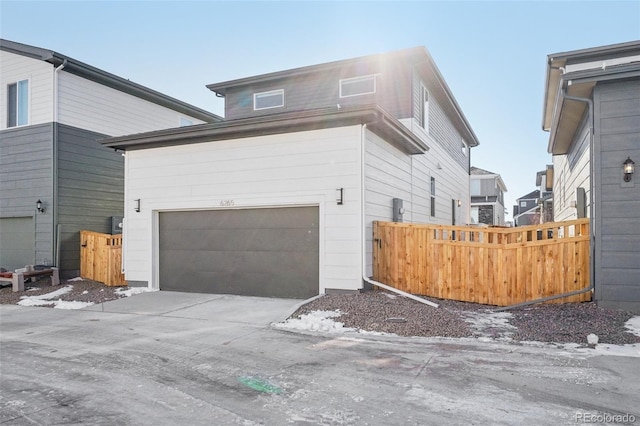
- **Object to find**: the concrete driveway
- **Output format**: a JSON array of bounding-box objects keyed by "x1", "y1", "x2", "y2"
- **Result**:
[{"x1": 1, "y1": 292, "x2": 639, "y2": 425}]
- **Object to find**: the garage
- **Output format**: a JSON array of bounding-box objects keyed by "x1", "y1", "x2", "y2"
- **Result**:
[
  {"x1": 0, "y1": 217, "x2": 35, "y2": 271},
  {"x1": 158, "y1": 206, "x2": 319, "y2": 298}
]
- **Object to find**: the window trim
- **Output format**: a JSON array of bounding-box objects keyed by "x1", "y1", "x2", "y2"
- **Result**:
[
  {"x1": 339, "y1": 75, "x2": 376, "y2": 98},
  {"x1": 430, "y1": 176, "x2": 436, "y2": 217},
  {"x1": 7, "y1": 79, "x2": 29, "y2": 128},
  {"x1": 253, "y1": 89, "x2": 285, "y2": 111}
]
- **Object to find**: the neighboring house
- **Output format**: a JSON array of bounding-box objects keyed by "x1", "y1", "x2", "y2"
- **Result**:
[
  {"x1": 512, "y1": 190, "x2": 540, "y2": 226},
  {"x1": 103, "y1": 46, "x2": 480, "y2": 299},
  {"x1": 0, "y1": 39, "x2": 221, "y2": 277},
  {"x1": 542, "y1": 40, "x2": 640, "y2": 312},
  {"x1": 469, "y1": 166, "x2": 507, "y2": 226},
  {"x1": 535, "y1": 165, "x2": 554, "y2": 223}
]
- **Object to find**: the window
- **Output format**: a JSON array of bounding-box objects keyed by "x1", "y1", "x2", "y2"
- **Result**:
[
  {"x1": 339, "y1": 75, "x2": 376, "y2": 98},
  {"x1": 471, "y1": 207, "x2": 479, "y2": 224},
  {"x1": 7, "y1": 79, "x2": 28, "y2": 127},
  {"x1": 520, "y1": 201, "x2": 527, "y2": 208},
  {"x1": 430, "y1": 177, "x2": 436, "y2": 217},
  {"x1": 420, "y1": 85, "x2": 429, "y2": 131},
  {"x1": 254, "y1": 89, "x2": 284, "y2": 110}
]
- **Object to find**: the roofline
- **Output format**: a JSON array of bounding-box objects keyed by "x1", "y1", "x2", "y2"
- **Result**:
[
  {"x1": 542, "y1": 40, "x2": 640, "y2": 132},
  {"x1": 1, "y1": 38, "x2": 222, "y2": 123},
  {"x1": 101, "y1": 105, "x2": 429, "y2": 154},
  {"x1": 206, "y1": 46, "x2": 480, "y2": 148}
]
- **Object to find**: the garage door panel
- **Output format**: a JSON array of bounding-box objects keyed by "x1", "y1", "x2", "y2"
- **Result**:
[
  {"x1": 159, "y1": 207, "x2": 319, "y2": 298},
  {"x1": 160, "y1": 228, "x2": 317, "y2": 252}
]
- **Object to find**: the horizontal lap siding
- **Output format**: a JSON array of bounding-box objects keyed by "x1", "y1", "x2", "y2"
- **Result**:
[
  {"x1": 125, "y1": 126, "x2": 363, "y2": 292},
  {"x1": 56, "y1": 124, "x2": 124, "y2": 275},
  {"x1": 57, "y1": 73, "x2": 207, "y2": 137},
  {"x1": 0, "y1": 124, "x2": 54, "y2": 265},
  {"x1": 595, "y1": 80, "x2": 640, "y2": 307},
  {"x1": 554, "y1": 122, "x2": 591, "y2": 222}
]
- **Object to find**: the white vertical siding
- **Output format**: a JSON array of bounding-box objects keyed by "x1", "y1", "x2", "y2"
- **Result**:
[
  {"x1": 57, "y1": 72, "x2": 208, "y2": 136},
  {"x1": 0, "y1": 51, "x2": 53, "y2": 129},
  {"x1": 124, "y1": 126, "x2": 363, "y2": 293}
]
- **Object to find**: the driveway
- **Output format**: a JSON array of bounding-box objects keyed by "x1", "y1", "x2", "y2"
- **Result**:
[{"x1": 1, "y1": 292, "x2": 638, "y2": 425}]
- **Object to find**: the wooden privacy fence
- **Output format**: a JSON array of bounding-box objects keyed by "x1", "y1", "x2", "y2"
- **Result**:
[
  {"x1": 373, "y1": 219, "x2": 591, "y2": 306},
  {"x1": 80, "y1": 230, "x2": 126, "y2": 286}
]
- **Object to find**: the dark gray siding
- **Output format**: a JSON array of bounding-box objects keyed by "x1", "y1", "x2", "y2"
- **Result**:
[
  {"x1": 223, "y1": 61, "x2": 412, "y2": 121},
  {"x1": 56, "y1": 124, "x2": 124, "y2": 276},
  {"x1": 0, "y1": 123, "x2": 54, "y2": 265},
  {"x1": 593, "y1": 79, "x2": 640, "y2": 311}
]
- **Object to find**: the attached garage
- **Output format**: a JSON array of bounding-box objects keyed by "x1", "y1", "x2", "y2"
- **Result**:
[
  {"x1": 158, "y1": 206, "x2": 319, "y2": 299},
  {"x1": 0, "y1": 217, "x2": 35, "y2": 271}
]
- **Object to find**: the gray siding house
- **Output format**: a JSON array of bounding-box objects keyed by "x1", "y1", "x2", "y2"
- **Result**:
[
  {"x1": 103, "y1": 47, "x2": 480, "y2": 298},
  {"x1": 543, "y1": 40, "x2": 640, "y2": 312},
  {"x1": 469, "y1": 166, "x2": 507, "y2": 226},
  {"x1": 0, "y1": 39, "x2": 220, "y2": 277}
]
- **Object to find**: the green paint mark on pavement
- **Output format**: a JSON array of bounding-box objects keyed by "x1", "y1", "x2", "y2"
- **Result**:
[{"x1": 237, "y1": 376, "x2": 283, "y2": 394}]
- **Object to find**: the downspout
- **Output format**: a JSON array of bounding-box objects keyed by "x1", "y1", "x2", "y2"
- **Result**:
[
  {"x1": 52, "y1": 59, "x2": 67, "y2": 267},
  {"x1": 360, "y1": 122, "x2": 439, "y2": 308},
  {"x1": 496, "y1": 86, "x2": 594, "y2": 312}
]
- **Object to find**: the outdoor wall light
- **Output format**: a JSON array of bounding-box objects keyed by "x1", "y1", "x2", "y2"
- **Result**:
[
  {"x1": 336, "y1": 188, "x2": 344, "y2": 205},
  {"x1": 36, "y1": 199, "x2": 45, "y2": 213},
  {"x1": 457, "y1": 199, "x2": 462, "y2": 207},
  {"x1": 623, "y1": 157, "x2": 635, "y2": 182},
  {"x1": 134, "y1": 199, "x2": 141, "y2": 213}
]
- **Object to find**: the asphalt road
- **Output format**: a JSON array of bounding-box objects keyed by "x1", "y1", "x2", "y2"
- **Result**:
[{"x1": 1, "y1": 292, "x2": 638, "y2": 425}]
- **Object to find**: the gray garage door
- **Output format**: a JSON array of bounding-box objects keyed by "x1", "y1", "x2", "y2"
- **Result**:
[
  {"x1": 0, "y1": 217, "x2": 35, "y2": 271},
  {"x1": 158, "y1": 206, "x2": 319, "y2": 298}
]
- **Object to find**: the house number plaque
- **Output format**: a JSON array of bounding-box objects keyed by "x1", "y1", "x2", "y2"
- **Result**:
[{"x1": 220, "y1": 200, "x2": 235, "y2": 207}]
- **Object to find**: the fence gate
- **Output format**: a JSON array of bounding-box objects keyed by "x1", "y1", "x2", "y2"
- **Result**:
[{"x1": 80, "y1": 230, "x2": 126, "y2": 286}]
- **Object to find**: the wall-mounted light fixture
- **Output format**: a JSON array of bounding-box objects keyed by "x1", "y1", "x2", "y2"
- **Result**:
[
  {"x1": 623, "y1": 157, "x2": 635, "y2": 182},
  {"x1": 457, "y1": 199, "x2": 462, "y2": 207},
  {"x1": 336, "y1": 188, "x2": 344, "y2": 205},
  {"x1": 36, "y1": 199, "x2": 45, "y2": 213},
  {"x1": 134, "y1": 199, "x2": 141, "y2": 213}
]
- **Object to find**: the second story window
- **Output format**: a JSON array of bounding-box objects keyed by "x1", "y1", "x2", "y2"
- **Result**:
[
  {"x1": 339, "y1": 75, "x2": 376, "y2": 98},
  {"x1": 419, "y1": 85, "x2": 429, "y2": 131},
  {"x1": 254, "y1": 89, "x2": 284, "y2": 110},
  {"x1": 7, "y1": 79, "x2": 29, "y2": 127}
]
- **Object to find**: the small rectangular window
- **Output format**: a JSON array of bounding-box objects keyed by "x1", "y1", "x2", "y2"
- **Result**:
[
  {"x1": 430, "y1": 177, "x2": 436, "y2": 217},
  {"x1": 470, "y1": 180, "x2": 481, "y2": 196},
  {"x1": 7, "y1": 79, "x2": 28, "y2": 127},
  {"x1": 420, "y1": 85, "x2": 429, "y2": 130},
  {"x1": 254, "y1": 89, "x2": 284, "y2": 110},
  {"x1": 520, "y1": 201, "x2": 527, "y2": 208},
  {"x1": 340, "y1": 75, "x2": 376, "y2": 98}
]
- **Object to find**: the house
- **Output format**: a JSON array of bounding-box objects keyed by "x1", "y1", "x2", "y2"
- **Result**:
[
  {"x1": 0, "y1": 39, "x2": 221, "y2": 277},
  {"x1": 535, "y1": 165, "x2": 554, "y2": 222},
  {"x1": 102, "y1": 46, "x2": 480, "y2": 298},
  {"x1": 469, "y1": 166, "x2": 507, "y2": 226},
  {"x1": 542, "y1": 40, "x2": 640, "y2": 312},
  {"x1": 512, "y1": 190, "x2": 540, "y2": 226}
]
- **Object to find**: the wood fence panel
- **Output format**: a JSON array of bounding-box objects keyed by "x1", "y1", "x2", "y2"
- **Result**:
[
  {"x1": 80, "y1": 231, "x2": 126, "y2": 286},
  {"x1": 372, "y1": 219, "x2": 591, "y2": 307}
]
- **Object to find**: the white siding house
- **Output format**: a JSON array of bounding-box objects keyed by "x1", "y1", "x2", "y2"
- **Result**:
[{"x1": 104, "y1": 47, "x2": 479, "y2": 298}]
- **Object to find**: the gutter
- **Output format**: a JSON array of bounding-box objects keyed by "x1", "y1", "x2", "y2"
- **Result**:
[
  {"x1": 497, "y1": 87, "x2": 595, "y2": 311},
  {"x1": 359, "y1": 123, "x2": 439, "y2": 308}
]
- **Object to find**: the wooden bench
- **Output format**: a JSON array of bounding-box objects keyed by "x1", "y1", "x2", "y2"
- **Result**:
[{"x1": 0, "y1": 268, "x2": 60, "y2": 292}]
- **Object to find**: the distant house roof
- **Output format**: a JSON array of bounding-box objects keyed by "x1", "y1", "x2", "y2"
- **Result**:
[
  {"x1": 517, "y1": 189, "x2": 540, "y2": 201},
  {"x1": 542, "y1": 40, "x2": 640, "y2": 154},
  {"x1": 0, "y1": 38, "x2": 221, "y2": 123},
  {"x1": 470, "y1": 166, "x2": 507, "y2": 192},
  {"x1": 101, "y1": 104, "x2": 429, "y2": 154},
  {"x1": 207, "y1": 46, "x2": 480, "y2": 148}
]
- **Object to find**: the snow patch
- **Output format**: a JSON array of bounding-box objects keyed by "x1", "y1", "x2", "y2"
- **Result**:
[
  {"x1": 275, "y1": 310, "x2": 356, "y2": 333},
  {"x1": 67, "y1": 277, "x2": 84, "y2": 282},
  {"x1": 17, "y1": 285, "x2": 93, "y2": 309},
  {"x1": 115, "y1": 286, "x2": 157, "y2": 297},
  {"x1": 625, "y1": 316, "x2": 640, "y2": 337},
  {"x1": 19, "y1": 285, "x2": 73, "y2": 301},
  {"x1": 463, "y1": 311, "x2": 516, "y2": 339}
]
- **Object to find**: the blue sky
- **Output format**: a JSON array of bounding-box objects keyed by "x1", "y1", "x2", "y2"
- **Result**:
[{"x1": 2, "y1": 0, "x2": 639, "y2": 217}]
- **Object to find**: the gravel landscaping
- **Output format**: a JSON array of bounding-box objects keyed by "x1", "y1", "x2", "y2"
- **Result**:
[{"x1": 2, "y1": 278, "x2": 639, "y2": 347}]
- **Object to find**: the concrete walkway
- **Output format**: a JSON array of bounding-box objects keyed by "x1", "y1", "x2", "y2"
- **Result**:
[{"x1": 1, "y1": 292, "x2": 639, "y2": 425}]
